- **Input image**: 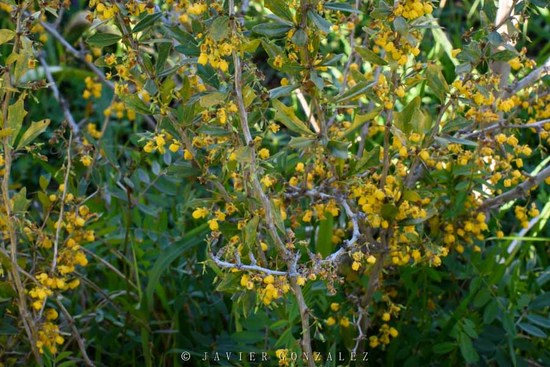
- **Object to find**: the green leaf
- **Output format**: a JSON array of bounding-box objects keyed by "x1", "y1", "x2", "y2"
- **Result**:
[
  {"x1": 426, "y1": 64, "x2": 449, "y2": 102},
  {"x1": 244, "y1": 216, "x2": 260, "y2": 250},
  {"x1": 272, "y1": 100, "x2": 315, "y2": 136},
  {"x1": 132, "y1": 12, "x2": 163, "y2": 34},
  {"x1": 459, "y1": 333, "x2": 479, "y2": 364},
  {"x1": 327, "y1": 140, "x2": 349, "y2": 159},
  {"x1": 394, "y1": 96, "x2": 421, "y2": 134},
  {"x1": 435, "y1": 136, "x2": 478, "y2": 147},
  {"x1": 371, "y1": 1, "x2": 393, "y2": 19},
  {"x1": 393, "y1": 16, "x2": 408, "y2": 35},
  {"x1": 354, "y1": 145, "x2": 381, "y2": 173},
  {"x1": 145, "y1": 224, "x2": 207, "y2": 308},
  {"x1": 442, "y1": 116, "x2": 471, "y2": 133},
  {"x1": 333, "y1": 81, "x2": 374, "y2": 103},
  {"x1": 265, "y1": 0, "x2": 294, "y2": 21},
  {"x1": 288, "y1": 136, "x2": 316, "y2": 149},
  {"x1": 7, "y1": 94, "x2": 26, "y2": 145},
  {"x1": 323, "y1": 2, "x2": 362, "y2": 13},
  {"x1": 307, "y1": 11, "x2": 332, "y2": 33},
  {"x1": 356, "y1": 46, "x2": 388, "y2": 66},
  {"x1": 0, "y1": 29, "x2": 15, "y2": 45},
  {"x1": 526, "y1": 314, "x2": 550, "y2": 329},
  {"x1": 530, "y1": 291, "x2": 550, "y2": 310},
  {"x1": 291, "y1": 28, "x2": 307, "y2": 46},
  {"x1": 269, "y1": 84, "x2": 299, "y2": 99},
  {"x1": 492, "y1": 50, "x2": 518, "y2": 61},
  {"x1": 518, "y1": 322, "x2": 547, "y2": 338},
  {"x1": 86, "y1": 32, "x2": 121, "y2": 47},
  {"x1": 483, "y1": 300, "x2": 499, "y2": 324},
  {"x1": 209, "y1": 16, "x2": 229, "y2": 42},
  {"x1": 252, "y1": 22, "x2": 292, "y2": 38},
  {"x1": 342, "y1": 108, "x2": 382, "y2": 137},
  {"x1": 199, "y1": 92, "x2": 226, "y2": 108},
  {"x1": 433, "y1": 342, "x2": 457, "y2": 354},
  {"x1": 12, "y1": 187, "x2": 30, "y2": 213},
  {"x1": 381, "y1": 204, "x2": 399, "y2": 220},
  {"x1": 16, "y1": 119, "x2": 50, "y2": 150},
  {"x1": 462, "y1": 318, "x2": 478, "y2": 339},
  {"x1": 120, "y1": 94, "x2": 151, "y2": 115},
  {"x1": 317, "y1": 212, "x2": 333, "y2": 257},
  {"x1": 261, "y1": 40, "x2": 283, "y2": 60},
  {"x1": 473, "y1": 288, "x2": 491, "y2": 308}
]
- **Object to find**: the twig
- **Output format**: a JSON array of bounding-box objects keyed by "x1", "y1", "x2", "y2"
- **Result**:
[
  {"x1": 461, "y1": 118, "x2": 550, "y2": 139},
  {"x1": 54, "y1": 298, "x2": 95, "y2": 366},
  {"x1": 37, "y1": 54, "x2": 80, "y2": 136},
  {"x1": 209, "y1": 252, "x2": 290, "y2": 276},
  {"x1": 229, "y1": 0, "x2": 314, "y2": 364},
  {"x1": 479, "y1": 165, "x2": 550, "y2": 211},
  {"x1": 322, "y1": 199, "x2": 362, "y2": 264},
  {"x1": 52, "y1": 131, "x2": 72, "y2": 274},
  {"x1": 505, "y1": 55, "x2": 550, "y2": 98},
  {"x1": 2, "y1": 4, "x2": 42, "y2": 361},
  {"x1": 506, "y1": 212, "x2": 543, "y2": 255},
  {"x1": 296, "y1": 89, "x2": 320, "y2": 134},
  {"x1": 81, "y1": 247, "x2": 139, "y2": 290},
  {"x1": 40, "y1": 21, "x2": 114, "y2": 90}
]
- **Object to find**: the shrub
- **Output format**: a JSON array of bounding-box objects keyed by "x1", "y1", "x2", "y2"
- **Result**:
[{"x1": 0, "y1": 0, "x2": 549, "y2": 366}]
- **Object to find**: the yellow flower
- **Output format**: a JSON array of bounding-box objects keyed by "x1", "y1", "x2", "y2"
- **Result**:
[
  {"x1": 80, "y1": 155, "x2": 93, "y2": 167},
  {"x1": 208, "y1": 219, "x2": 219, "y2": 231},
  {"x1": 192, "y1": 207, "x2": 209, "y2": 219},
  {"x1": 302, "y1": 210, "x2": 313, "y2": 222},
  {"x1": 169, "y1": 142, "x2": 180, "y2": 153},
  {"x1": 340, "y1": 316, "x2": 350, "y2": 327},
  {"x1": 330, "y1": 303, "x2": 340, "y2": 312},
  {"x1": 45, "y1": 309, "x2": 58, "y2": 321},
  {"x1": 258, "y1": 148, "x2": 270, "y2": 159},
  {"x1": 260, "y1": 175, "x2": 275, "y2": 188},
  {"x1": 326, "y1": 316, "x2": 336, "y2": 326},
  {"x1": 263, "y1": 275, "x2": 275, "y2": 284}
]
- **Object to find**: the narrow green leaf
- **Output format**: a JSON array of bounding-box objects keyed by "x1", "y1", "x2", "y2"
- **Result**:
[
  {"x1": 333, "y1": 81, "x2": 374, "y2": 103},
  {"x1": 323, "y1": 3, "x2": 362, "y2": 14},
  {"x1": 0, "y1": 29, "x2": 15, "y2": 45},
  {"x1": 269, "y1": 84, "x2": 299, "y2": 99},
  {"x1": 132, "y1": 12, "x2": 163, "y2": 34},
  {"x1": 526, "y1": 314, "x2": 550, "y2": 329},
  {"x1": 327, "y1": 140, "x2": 349, "y2": 159},
  {"x1": 426, "y1": 64, "x2": 449, "y2": 102},
  {"x1": 7, "y1": 94, "x2": 26, "y2": 145},
  {"x1": 356, "y1": 46, "x2": 388, "y2": 66},
  {"x1": 252, "y1": 22, "x2": 292, "y2": 38},
  {"x1": 16, "y1": 119, "x2": 50, "y2": 150},
  {"x1": 120, "y1": 95, "x2": 151, "y2": 115},
  {"x1": 288, "y1": 136, "x2": 316, "y2": 149},
  {"x1": 317, "y1": 212, "x2": 333, "y2": 258},
  {"x1": 272, "y1": 99, "x2": 315, "y2": 136},
  {"x1": 307, "y1": 11, "x2": 332, "y2": 33},
  {"x1": 518, "y1": 323, "x2": 547, "y2": 338},
  {"x1": 433, "y1": 342, "x2": 457, "y2": 354},
  {"x1": 265, "y1": 0, "x2": 294, "y2": 21},
  {"x1": 459, "y1": 333, "x2": 479, "y2": 364},
  {"x1": 86, "y1": 32, "x2": 121, "y2": 47},
  {"x1": 244, "y1": 216, "x2": 260, "y2": 250},
  {"x1": 209, "y1": 16, "x2": 230, "y2": 42},
  {"x1": 145, "y1": 224, "x2": 207, "y2": 308}
]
